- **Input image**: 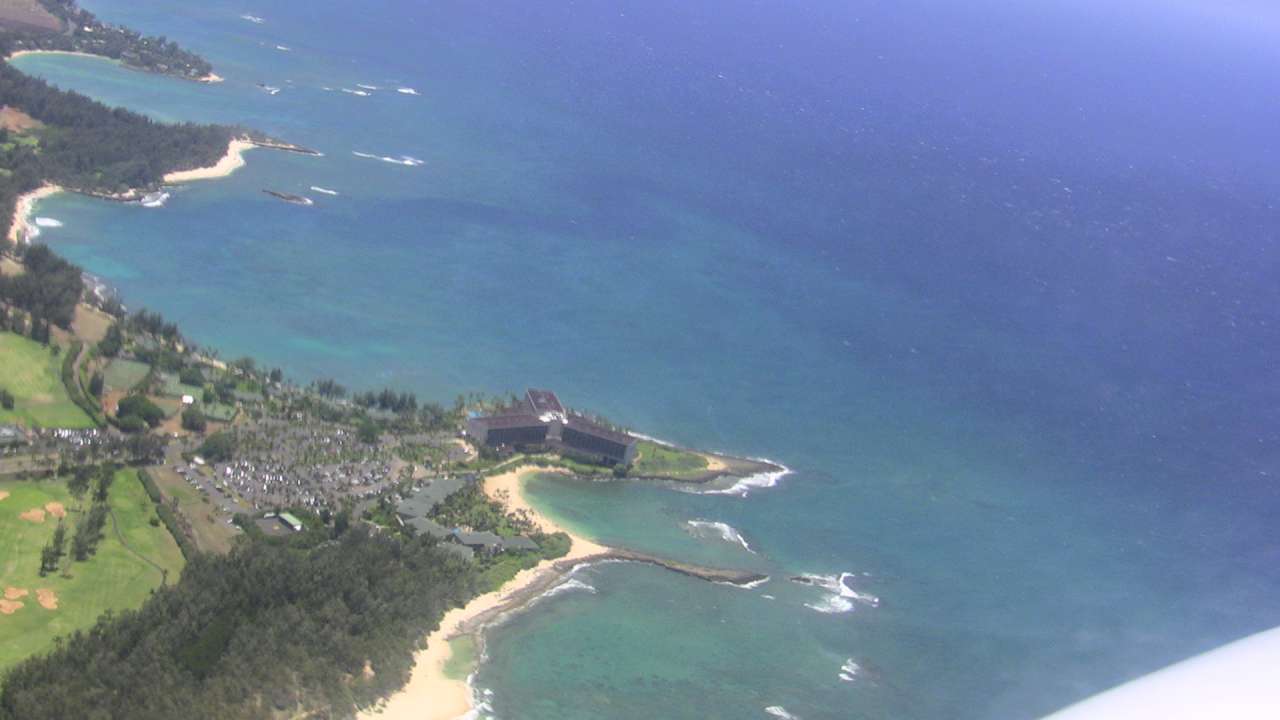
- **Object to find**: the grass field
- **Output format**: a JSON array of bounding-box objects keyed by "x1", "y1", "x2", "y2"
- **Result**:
[
  {"x1": 102, "y1": 358, "x2": 151, "y2": 393},
  {"x1": 630, "y1": 440, "x2": 709, "y2": 479},
  {"x1": 0, "y1": 332, "x2": 95, "y2": 429},
  {"x1": 0, "y1": 470, "x2": 185, "y2": 673},
  {"x1": 149, "y1": 465, "x2": 237, "y2": 554}
]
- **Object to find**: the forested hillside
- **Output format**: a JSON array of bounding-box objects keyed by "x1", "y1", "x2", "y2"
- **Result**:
[
  {"x1": 0, "y1": 528, "x2": 479, "y2": 719},
  {"x1": 0, "y1": 61, "x2": 232, "y2": 243}
]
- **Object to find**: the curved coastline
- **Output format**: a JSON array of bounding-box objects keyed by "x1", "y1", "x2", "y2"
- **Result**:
[
  {"x1": 7, "y1": 184, "x2": 63, "y2": 245},
  {"x1": 6, "y1": 49, "x2": 223, "y2": 83},
  {"x1": 363, "y1": 467, "x2": 608, "y2": 720},
  {"x1": 163, "y1": 138, "x2": 255, "y2": 183},
  {"x1": 363, "y1": 466, "x2": 768, "y2": 720}
]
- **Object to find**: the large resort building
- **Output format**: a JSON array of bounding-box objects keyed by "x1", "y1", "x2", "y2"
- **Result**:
[{"x1": 466, "y1": 389, "x2": 639, "y2": 466}]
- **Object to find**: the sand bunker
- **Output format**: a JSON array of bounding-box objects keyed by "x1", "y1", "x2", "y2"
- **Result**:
[
  {"x1": 0, "y1": 490, "x2": 10, "y2": 502},
  {"x1": 4, "y1": 587, "x2": 29, "y2": 601},
  {"x1": 0, "y1": 599, "x2": 22, "y2": 615},
  {"x1": 19, "y1": 508, "x2": 46, "y2": 523},
  {"x1": 44, "y1": 502, "x2": 66, "y2": 519},
  {"x1": 35, "y1": 589, "x2": 58, "y2": 610}
]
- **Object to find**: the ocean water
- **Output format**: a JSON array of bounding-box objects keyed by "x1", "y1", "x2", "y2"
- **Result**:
[{"x1": 15, "y1": 0, "x2": 1280, "y2": 717}]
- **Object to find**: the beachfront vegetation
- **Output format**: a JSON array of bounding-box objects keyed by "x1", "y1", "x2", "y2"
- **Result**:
[
  {"x1": 0, "y1": 60, "x2": 231, "y2": 245},
  {"x1": 0, "y1": 469, "x2": 184, "y2": 675},
  {"x1": 0, "y1": 526, "x2": 478, "y2": 719},
  {"x1": 0, "y1": 331, "x2": 92, "y2": 428},
  {"x1": 0, "y1": 0, "x2": 214, "y2": 80}
]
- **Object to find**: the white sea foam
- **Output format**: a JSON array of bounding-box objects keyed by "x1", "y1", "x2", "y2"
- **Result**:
[
  {"x1": 352, "y1": 151, "x2": 424, "y2": 167},
  {"x1": 340, "y1": 88, "x2": 371, "y2": 97},
  {"x1": 839, "y1": 658, "x2": 861, "y2": 682},
  {"x1": 139, "y1": 191, "x2": 170, "y2": 208},
  {"x1": 541, "y1": 577, "x2": 598, "y2": 600},
  {"x1": 397, "y1": 87, "x2": 420, "y2": 95},
  {"x1": 685, "y1": 520, "x2": 756, "y2": 554},
  {"x1": 33, "y1": 217, "x2": 62, "y2": 228},
  {"x1": 765, "y1": 706, "x2": 800, "y2": 719},
  {"x1": 309, "y1": 186, "x2": 339, "y2": 196},
  {"x1": 795, "y1": 572, "x2": 880, "y2": 614},
  {"x1": 701, "y1": 460, "x2": 792, "y2": 497},
  {"x1": 239, "y1": 14, "x2": 265, "y2": 24},
  {"x1": 356, "y1": 83, "x2": 379, "y2": 90},
  {"x1": 275, "y1": 45, "x2": 291, "y2": 52},
  {"x1": 761, "y1": 594, "x2": 776, "y2": 600}
]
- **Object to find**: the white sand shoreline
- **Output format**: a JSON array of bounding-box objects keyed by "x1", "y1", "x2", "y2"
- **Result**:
[
  {"x1": 8, "y1": 184, "x2": 63, "y2": 245},
  {"x1": 7, "y1": 49, "x2": 224, "y2": 83},
  {"x1": 164, "y1": 138, "x2": 255, "y2": 183},
  {"x1": 362, "y1": 466, "x2": 607, "y2": 720}
]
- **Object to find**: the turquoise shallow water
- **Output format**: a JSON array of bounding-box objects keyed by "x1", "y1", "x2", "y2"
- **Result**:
[{"x1": 15, "y1": 1, "x2": 1280, "y2": 717}]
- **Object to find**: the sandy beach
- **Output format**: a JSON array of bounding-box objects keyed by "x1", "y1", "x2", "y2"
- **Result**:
[
  {"x1": 8, "y1": 184, "x2": 62, "y2": 245},
  {"x1": 164, "y1": 138, "x2": 255, "y2": 183},
  {"x1": 363, "y1": 466, "x2": 607, "y2": 720},
  {"x1": 5, "y1": 49, "x2": 104, "y2": 63}
]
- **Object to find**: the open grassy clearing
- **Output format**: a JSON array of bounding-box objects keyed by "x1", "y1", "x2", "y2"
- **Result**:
[
  {"x1": 630, "y1": 440, "x2": 710, "y2": 479},
  {"x1": 0, "y1": 470, "x2": 184, "y2": 673},
  {"x1": 102, "y1": 358, "x2": 151, "y2": 393},
  {"x1": 0, "y1": 332, "x2": 94, "y2": 429}
]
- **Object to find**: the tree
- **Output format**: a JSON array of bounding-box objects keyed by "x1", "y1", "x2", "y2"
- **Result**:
[
  {"x1": 94, "y1": 466, "x2": 115, "y2": 503},
  {"x1": 0, "y1": 388, "x2": 13, "y2": 410},
  {"x1": 117, "y1": 394, "x2": 165, "y2": 427},
  {"x1": 67, "y1": 465, "x2": 93, "y2": 503},
  {"x1": 179, "y1": 367, "x2": 203, "y2": 386},
  {"x1": 98, "y1": 323, "x2": 124, "y2": 357},
  {"x1": 40, "y1": 520, "x2": 69, "y2": 575},
  {"x1": 181, "y1": 407, "x2": 207, "y2": 433},
  {"x1": 125, "y1": 433, "x2": 165, "y2": 464},
  {"x1": 199, "y1": 431, "x2": 236, "y2": 463},
  {"x1": 357, "y1": 418, "x2": 379, "y2": 444},
  {"x1": 88, "y1": 371, "x2": 104, "y2": 398}
]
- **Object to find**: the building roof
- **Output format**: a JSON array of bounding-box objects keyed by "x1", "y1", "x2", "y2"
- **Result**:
[
  {"x1": 526, "y1": 388, "x2": 565, "y2": 416},
  {"x1": 397, "y1": 476, "x2": 468, "y2": 519},
  {"x1": 564, "y1": 416, "x2": 636, "y2": 447},
  {"x1": 439, "y1": 543, "x2": 474, "y2": 561},
  {"x1": 406, "y1": 516, "x2": 452, "y2": 539},
  {"x1": 471, "y1": 414, "x2": 547, "y2": 431},
  {"x1": 453, "y1": 530, "x2": 503, "y2": 548},
  {"x1": 278, "y1": 512, "x2": 304, "y2": 530},
  {"x1": 500, "y1": 536, "x2": 540, "y2": 552}
]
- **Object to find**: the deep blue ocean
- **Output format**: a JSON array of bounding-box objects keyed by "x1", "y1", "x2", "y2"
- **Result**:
[{"x1": 15, "y1": 0, "x2": 1280, "y2": 717}]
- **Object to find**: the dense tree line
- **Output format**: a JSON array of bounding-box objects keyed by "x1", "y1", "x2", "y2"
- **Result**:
[
  {"x1": 0, "y1": 244, "x2": 82, "y2": 328},
  {"x1": 0, "y1": 61, "x2": 232, "y2": 243},
  {"x1": 0, "y1": 528, "x2": 479, "y2": 719},
  {"x1": 0, "y1": 0, "x2": 213, "y2": 80}
]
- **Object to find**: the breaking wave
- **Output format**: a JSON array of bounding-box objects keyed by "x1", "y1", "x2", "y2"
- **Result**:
[
  {"x1": 765, "y1": 706, "x2": 800, "y2": 719},
  {"x1": 397, "y1": 87, "x2": 420, "y2": 95},
  {"x1": 309, "y1": 186, "x2": 339, "y2": 196},
  {"x1": 794, "y1": 572, "x2": 880, "y2": 614},
  {"x1": 839, "y1": 658, "x2": 861, "y2": 682},
  {"x1": 685, "y1": 520, "x2": 756, "y2": 553},
  {"x1": 701, "y1": 460, "x2": 792, "y2": 497},
  {"x1": 352, "y1": 151, "x2": 425, "y2": 167},
  {"x1": 541, "y1": 577, "x2": 597, "y2": 600},
  {"x1": 33, "y1": 217, "x2": 62, "y2": 228}
]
